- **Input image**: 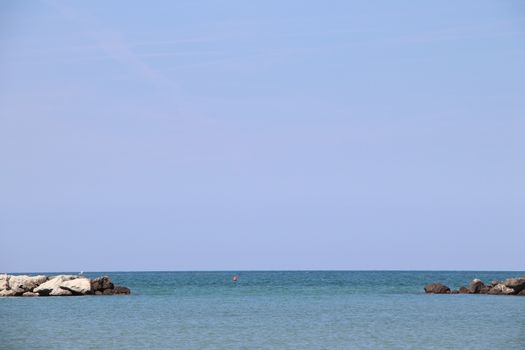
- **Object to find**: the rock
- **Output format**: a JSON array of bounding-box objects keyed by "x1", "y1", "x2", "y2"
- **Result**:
[
  {"x1": 503, "y1": 277, "x2": 525, "y2": 294},
  {"x1": 48, "y1": 286, "x2": 73, "y2": 297},
  {"x1": 479, "y1": 286, "x2": 491, "y2": 294},
  {"x1": 113, "y1": 286, "x2": 130, "y2": 295},
  {"x1": 103, "y1": 288, "x2": 115, "y2": 295},
  {"x1": 0, "y1": 274, "x2": 9, "y2": 290},
  {"x1": 60, "y1": 278, "x2": 91, "y2": 295},
  {"x1": 34, "y1": 275, "x2": 77, "y2": 296},
  {"x1": 8, "y1": 275, "x2": 48, "y2": 295},
  {"x1": 488, "y1": 283, "x2": 515, "y2": 295},
  {"x1": 51, "y1": 288, "x2": 72, "y2": 296},
  {"x1": 1, "y1": 274, "x2": 130, "y2": 297},
  {"x1": 0, "y1": 289, "x2": 16, "y2": 297},
  {"x1": 458, "y1": 287, "x2": 470, "y2": 294},
  {"x1": 426, "y1": 276, "x2": 525, "y2": 297},
  {"x1": 467, "y1": 279, "x2": 485, "y2": 294},
  {"x1": 91, "y1": 276, "x2": 114, "y2": 292},
  {"x1": 424, "y1": 283, "x2": 450, "y2": 294}
]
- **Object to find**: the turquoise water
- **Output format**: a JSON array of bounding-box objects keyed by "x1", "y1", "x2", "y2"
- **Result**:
[{"x1": 1, "y1": 271, "x2": 524, "y2": 349}]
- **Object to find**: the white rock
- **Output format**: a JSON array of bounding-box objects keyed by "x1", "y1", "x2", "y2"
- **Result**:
[
  {"x1": 50, "y1": 288, "x2": 72, "y2": 296},
  {"x1": 0, "y1": 289, "x2": 16, "y2": 297},
  {"x1": 488, "y1": 283, "x2": 515, "y2": 295},
  {"x1": 0, "y1": 274, "x2": 8, "y2": 290},
  {"x1": 34, "y1": 275, "x2": 77, "y2": 296},
  {"x1": 51, "y1": 275, "x2": 79, "y2": 280},
  {"x1": 60, "y1": 278, "x2": 91, "y2": 294},
  {"x1": 8, "y1": 275, "x2": 48, "y2": 294},
  {"x1": 22, "y1": 291, "x2": 39, "y2": 297}
]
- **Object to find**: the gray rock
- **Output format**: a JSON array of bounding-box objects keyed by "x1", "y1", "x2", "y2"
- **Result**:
[
  {"x1": 8, "y1": 275, "x2": 48, "y2": 295},
  {"x1": 424, "y1": 283, "x2": 450, "y2": 294},
  {"x1": 518, "y1": 289, "x2": 525, "y2": 296},
  {"x1": 503, "y1": 277, "x2": 525, "y2": 294}
]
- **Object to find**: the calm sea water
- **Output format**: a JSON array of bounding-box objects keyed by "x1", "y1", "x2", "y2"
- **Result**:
[{"x1": 1, "y1": 271, "x2": 524, "y2": 349}]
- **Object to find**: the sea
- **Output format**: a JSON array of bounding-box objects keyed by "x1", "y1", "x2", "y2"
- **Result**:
[{"x1": 1, "y1": 271, "x2": 524, "y2": 349}]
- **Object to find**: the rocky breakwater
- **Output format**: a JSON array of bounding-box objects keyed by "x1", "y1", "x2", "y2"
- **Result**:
[
  {"x1": 424, "y1": 276, "x2": 525, "y2": 296},
  {"x1": 0, "y1": 274, "x2": 130, "y2": 297}
]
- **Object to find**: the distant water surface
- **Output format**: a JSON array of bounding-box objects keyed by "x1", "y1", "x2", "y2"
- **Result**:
[{"x1": 1, "y1": 271, "x2": 524, "y2": 349}]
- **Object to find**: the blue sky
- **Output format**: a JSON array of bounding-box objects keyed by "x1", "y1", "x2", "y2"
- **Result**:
[{"x1": 1, "y1": 1, "x2": 524, "y2": 272}]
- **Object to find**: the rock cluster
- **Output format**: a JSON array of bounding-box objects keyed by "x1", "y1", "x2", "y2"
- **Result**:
[
  {"x1": 90, "y1": 276, "x2": 130, "y2": 295},
  {"x1": 0, "y1": 274, "x2": 130, "y2": 297},
  {"x1": 424, "y1": 276, "x2": 525, "y2": 296}
]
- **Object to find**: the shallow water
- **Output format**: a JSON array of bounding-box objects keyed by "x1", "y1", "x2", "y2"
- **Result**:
[{"x1": 1, "y1": 271, "x2": 524, "y2": 349}]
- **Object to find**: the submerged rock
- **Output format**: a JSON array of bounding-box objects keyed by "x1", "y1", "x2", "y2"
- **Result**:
[
  {"x1": 113, "y1": 286, "x2": 131, "y2": 295},
  {"x1": 424, "y1": 283, "x2": 450, "y2": 294}
]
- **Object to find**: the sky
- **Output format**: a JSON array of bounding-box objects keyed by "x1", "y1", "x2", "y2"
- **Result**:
[{"x1": 1, "y1": 1, "x2": 524, "y2": 272}]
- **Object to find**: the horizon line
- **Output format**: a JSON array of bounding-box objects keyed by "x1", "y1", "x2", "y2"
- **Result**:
[{"x1": 5, "y1": 268, "x2": 525, "y2": 274}]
